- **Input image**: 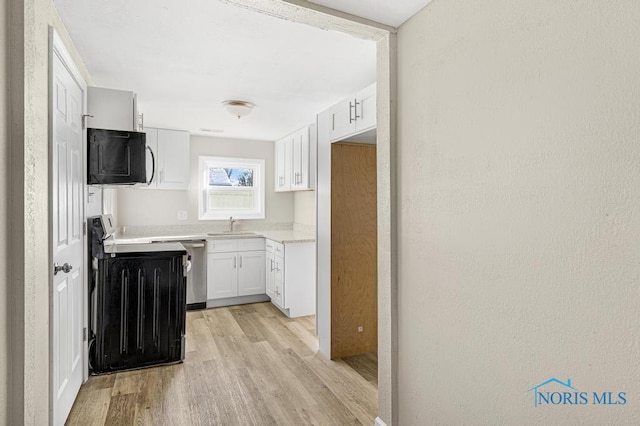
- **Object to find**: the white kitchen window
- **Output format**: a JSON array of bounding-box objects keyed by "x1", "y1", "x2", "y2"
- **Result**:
[{"x1": 198, "y1": 156, "x2": 265, "y2": 220}]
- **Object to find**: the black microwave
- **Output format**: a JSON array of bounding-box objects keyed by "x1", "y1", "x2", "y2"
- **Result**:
[{"x1": 87, "y1": 128, "x2": 154, "y2": 185}]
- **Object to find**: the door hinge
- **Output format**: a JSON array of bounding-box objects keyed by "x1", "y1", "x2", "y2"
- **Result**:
[
  {"x1": 83, "y1": 327, "x2": 87, "y2": 342},
  {"x1": 83, "y1": 222, "x2": 87, "y2": 236}
]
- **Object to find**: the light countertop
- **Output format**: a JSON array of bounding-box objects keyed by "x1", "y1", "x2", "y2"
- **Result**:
[
  {"x1": 113, "y1": 229, "x2": 315, "y2": 245},
  {"x1": 104, "y1": 242, "x2": 187, "y2": 254},
  {"x1": 258, "y1": 230, "x2": 315, "y2": 243}
]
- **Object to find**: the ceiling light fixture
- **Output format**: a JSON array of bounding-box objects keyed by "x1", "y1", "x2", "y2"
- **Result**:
[{"x1": 222, "y1": 100, "x2": 255, "y2": 119}]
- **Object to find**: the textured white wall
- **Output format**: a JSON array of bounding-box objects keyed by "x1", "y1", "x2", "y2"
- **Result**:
[
  {"x1": 397, "y1": 0, "x2": 640, "y2": 423},
  {"x1": 293, "y1": 191, "x2": 315, "y2": 226},
  {"x1": 117, "y1": 135, "x2": 294, "y2": 227},
  {"x1": 9, "y1": 0, "x2": 93, "y2": 424}
]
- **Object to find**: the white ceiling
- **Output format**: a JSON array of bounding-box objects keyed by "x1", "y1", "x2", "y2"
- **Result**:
[
  {"x1": 308, "y1": 0, "x2": 432, "y2": 27},
  {"x1": 53, "y1": 0, "x2": 381, "y2": 141}
]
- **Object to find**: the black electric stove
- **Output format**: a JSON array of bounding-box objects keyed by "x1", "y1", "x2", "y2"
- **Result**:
[{"x1": 88, "y1": 215, "x2": 187, "y2": 374}]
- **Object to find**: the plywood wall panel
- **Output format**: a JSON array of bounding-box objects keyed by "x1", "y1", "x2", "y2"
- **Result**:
[{"x1": 331, "y1": 142, "x2": 377, "y2": 359}]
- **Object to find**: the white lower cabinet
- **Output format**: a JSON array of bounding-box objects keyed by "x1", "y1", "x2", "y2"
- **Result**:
[
  {"x1": 207, "y1": 238, "x2": 265, "y2": 300},
  {"x1": 207, "y1": 252, "x2": 238, "y2": 299},
  {"x1": 206, "y1": 236, "x2": 314, "y2": 315},
  {"x1": 265, "y1": 239, "x2": 315, "y2": 317},
  {"x1": 266, "y1": 250, "x2": 275, "y2": 298},
  {"x1": 237, "y1": 250, "x2": 267, "y2": 296}
]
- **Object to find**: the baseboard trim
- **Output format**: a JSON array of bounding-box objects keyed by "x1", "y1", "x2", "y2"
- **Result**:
[
  {"x1": 375, "y1": 417, "x2": 387, "y2": 426},
  {"x1": 206, "y1": 294, "x2": 270, "y2": 309}
]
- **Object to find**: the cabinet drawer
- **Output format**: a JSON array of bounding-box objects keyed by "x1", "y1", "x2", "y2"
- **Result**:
[
  {"x1": 207, "y1": 239, "x2": 238, "y2": 253},
  {"x1": 238, "y1": 238, "x2": 265, "y2": 251},
  {"x1": 265, "y1": 239, "x2": 276, "y2": 253},
  {"x1": 273, "y1": 266, "x2": 284, "y2": 309},
  {"x1": 273, "y1": 241, "x2": 284, "y2": 255}
]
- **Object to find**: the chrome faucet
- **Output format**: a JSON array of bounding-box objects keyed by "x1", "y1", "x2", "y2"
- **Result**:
[{"x1": 229, "y1": 216, "x2": 236, "y2": 232}]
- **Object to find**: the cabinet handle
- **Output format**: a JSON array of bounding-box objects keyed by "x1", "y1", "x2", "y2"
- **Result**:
[
  {"x1": 349, "y1": 101, "x2": 355, "y2": 124},
  {"x1": 153, "y1": 271, "x2": 159, "y2": 347},
  {"x1": 120, "y1": 270, "x2": 129, "y2": 354},
  {"x1": 239, "y1": 256, "x2": 242, "y2": 268},
  {"x1": 233, "y1": 256, "x2": 236, "y2": 269},
  {"x1": 354, "y1": 99, "x2": 361, "y2": 120},
  {"x1": 270, "y1": 259, "x2": 274, "y2": 272},
  {"x1": 137, "y1": 272, "x2": 144, "y2": 350}
]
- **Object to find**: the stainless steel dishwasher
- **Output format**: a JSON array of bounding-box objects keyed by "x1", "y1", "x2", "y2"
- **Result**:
[{"x1": 154, "y1": 239, "x2": 207, "y2": 310}]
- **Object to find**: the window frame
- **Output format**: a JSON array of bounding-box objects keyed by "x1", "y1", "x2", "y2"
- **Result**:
[{"x1": 198, "y1": 155, "x2": 265, "y2": 220}]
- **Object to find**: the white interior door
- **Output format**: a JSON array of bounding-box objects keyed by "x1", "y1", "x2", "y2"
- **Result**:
[{"x1": 52, "y1": 48, "x2": 85, "y2": 426}]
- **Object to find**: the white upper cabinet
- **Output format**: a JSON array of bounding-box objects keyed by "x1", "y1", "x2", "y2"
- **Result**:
[
  {"x1": 275, "y1": 125, "x2": 316, "y2": 192},
  {"x1": 144, "y1": 127, "x2": 190, "y2": 190},
  {"x1": 158, "y1": 129, "x2": 190, "y2": 189},
  {"x1": 328, "y1": 82, "x2": 376, "y2": 142},
  {"x1": 275, "y1": 136, "x2": 292, "y2": 191},
  {"x1": 355, "y1": 83, "x2": 377, "y2": 132},
  {"x1": 144, "y1": 127, "x2": 158, "y2": 185},
  {"x1": 87, "y1": 86, "x2": 138, "y2": 132},
  {"x1": 291, "y1": 127, "x2": 311, "y2": 190}
]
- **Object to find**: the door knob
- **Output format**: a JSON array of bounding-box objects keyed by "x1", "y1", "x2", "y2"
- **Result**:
[{"x1": 53, "y1": 263, "x2": 73, "y2": 275}]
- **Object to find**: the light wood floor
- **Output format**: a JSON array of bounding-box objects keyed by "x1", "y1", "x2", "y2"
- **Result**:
[{"x1": 67, "y1": 302, "x2": 378, "y2": 425}]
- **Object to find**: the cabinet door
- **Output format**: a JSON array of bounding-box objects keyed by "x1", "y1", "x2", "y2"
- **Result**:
[
  {"x1": 291, "y1": 128, "x2": 310, "y2": 190},
  {"x1": 275, "y1": 137, "x2": 291, "y2": 191},
  {"x1": 157, "y1": 129, "x2": 190, "y2": 190},
  {"x1": 237, "y1": 250, "x2": 266, "y2": 296},
  {"x1": 273, "y1": 256, "x2": 285, "y2": 308},
  {"x1": 328, "y1": 98, "x2": 356, "y2": 142},
  {"x1": 96, "y1": 256, "x2": 177, "y2": 372},
  {"x1": 355, "y1": 83, "x2": 376, "y2": 132},
  {"x1": 265, "y1": 251, "x2": 275, "y2": 298},
  {"x1": 291, "y1": 130, "x2": 302, "y2": 189},
  {"x1": 87, "y1": 87, "x2": 136, "y2": 132},
  {"x1": 144, "y1": 128, "x2": 158, "y2": 187},
  {"x1": 138, "y1": 257, "x2": 179, "y2": 363},
  {"x1": 207, "y1": 252, "x2": 238, "y2": 299}
]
